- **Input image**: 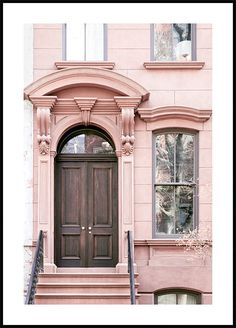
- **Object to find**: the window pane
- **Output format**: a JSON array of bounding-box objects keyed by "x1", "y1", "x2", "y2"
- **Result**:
[
  {"x1": 61, "y1": 133, "x2": 114, "y2": 154},
  {"x1": 154, "y1": 24, "x2": 192, "y2": 61},
  {"x1": 175, "y1": 186, "x2": 193, "y2": 234},
  {"x1": 85, "y1": 24, "x2": 104, "y2": 60},
  {"x1": 177, "y1": 293, "x2": 197, "y2": 304},
  {"x1": 155, "y1": 186, "x2": 175, "y2": 234},
  {"x1": 66, "y1": 23, "x2": 85, "y2": 60},
  {"x1": 156, "y1": 134, "x2": 175, "y2": 183},
  {"x1": 176, "y1": 134, "x2": 194, "y2": 183},
  {"x1": 158, "y1": 294, "x2": 176, "y2": 304},
  {"x1": 154, "y1": 24, "x2": 173, "y2": 61}
]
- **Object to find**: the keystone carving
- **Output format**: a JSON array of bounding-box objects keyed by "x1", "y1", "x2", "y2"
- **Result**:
[{"x1": 74, "y1": 97, "x2": 97, "y2": 126}]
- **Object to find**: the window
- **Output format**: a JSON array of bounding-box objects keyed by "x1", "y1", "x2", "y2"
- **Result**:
[
  {"x1": 151, "y1": 24, "x2": 196, "y2": 61},
  {"x1": 154, "y1": 131, "x2": 197, "y2": 237},
  {"x1": 59, "y1": 129, "x2": 115, "y2": 154},
  {"x1": 154, "y1": 290, "x2": 201, "y2": 304},
  {"x1": 64, "y1": 23, "x2": 106, "y2": 60}
]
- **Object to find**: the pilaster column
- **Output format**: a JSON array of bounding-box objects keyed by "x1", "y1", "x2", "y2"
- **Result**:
[
  {"x1": 74, "y1": 97, "x2": 97, "y2": 126},
  {"x1": 29, "y1": 96, "x2": 57, "y2": 271},
  {"x1": 114, "y1": 97, "x2": 141, "y2": 270}
]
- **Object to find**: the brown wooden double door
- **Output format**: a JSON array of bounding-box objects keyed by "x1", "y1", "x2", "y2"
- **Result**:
[{"x1": 55, "y1": 156, "x2": 118, "y2": 267}]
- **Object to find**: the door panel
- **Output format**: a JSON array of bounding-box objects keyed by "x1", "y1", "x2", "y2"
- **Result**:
[
  {"x1": 55, "y1": 158, "x2": 118, "y2": 267},
  {"x1": 55, "y1": 162, "x2": 86, "y2": 267},
  {"x1": 87, "y1": 162, "x2": 118, "y2": 267}
]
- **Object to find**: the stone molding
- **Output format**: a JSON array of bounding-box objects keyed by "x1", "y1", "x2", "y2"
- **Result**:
[
  {"x1": 143, "y1": 61, "x2": 205, "y2": 69},
  {"x1": 74, "y1": 97, "x2": 97, "y2": 126},
  {"x1": 138, "y1": 106, "x2": 212, "y2": 123}
]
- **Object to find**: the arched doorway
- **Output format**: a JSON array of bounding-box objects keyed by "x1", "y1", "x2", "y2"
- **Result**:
[{"x1": 54, "y1": 126, "x2": 118, "y2": 267}]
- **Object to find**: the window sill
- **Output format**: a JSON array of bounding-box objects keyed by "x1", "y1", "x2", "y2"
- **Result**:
[
  {"x1": 134, "y1": 239, "x2": 212, "y2": 247},
  {"x1": 143, "y1": 61, "x2": 205, "y2": 70},
  {"x1": 134, "y1": 239, "x2": 180, "y2": 246},
  {"x1": 55, "y1": 61, "x2": 115, "y2": 70}
]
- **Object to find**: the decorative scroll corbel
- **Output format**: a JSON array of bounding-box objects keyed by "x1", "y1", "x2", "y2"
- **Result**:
[
  {"x1": 29, "y1": 96, "x2": 57, "y2": 155},
  {"x1": 121, "y1": 108, "x2": 135, "y2": 155},
  {"x1": 37, "y1": 108, "x2": 51, "y2": 155},
  {"x1": 74, "y1": 97, "x2": 97, "y2": 126},
  {"x1": 114, "y1": 96, "x2": 141, "y2": 156}
]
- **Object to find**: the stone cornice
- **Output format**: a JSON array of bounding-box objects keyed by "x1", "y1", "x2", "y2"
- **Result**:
[
  {"x1": 55, "y1": 61, "x2": 115, "y2": 70},
  {"x1": 114, "y1": 96, "x2": 141, "y2": 111},
  {"x1": 143, "y1": 61, "x2": 205, "y2": 69},
  {"x1": 138, "y1": 106, "x2": 212, "y2": 123},
  {"x1": 29, "y1": 96, "x2": 57, "y2": 109},
  {"x1": 24, "y1": 67, "x2": 149, "y2": 102}
]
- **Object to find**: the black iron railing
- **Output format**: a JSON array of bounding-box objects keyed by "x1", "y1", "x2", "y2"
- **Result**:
[
  {"x1": 25, "y1": 230, "x2": 44, "y2": 304},
  {"x1": 127, "y1": 230, "x2": 136, "y2": 304}
]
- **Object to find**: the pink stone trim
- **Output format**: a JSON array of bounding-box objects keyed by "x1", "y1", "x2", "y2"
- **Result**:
[
  {"x1": 55, "y1": 61, "x2": 115, "y2": 70},
  {"x1": 138, "y1": 106, "x2": 212, "y2": 123},
  {"x1": 51, "y1": 115, "x2": 121, "y2": 154},
  {"x1": 24, "y1": 67, "x2": 149, "y2": 101},
  {"x1": 143, "y1": 61, "x2": 205, "y2": 69}
]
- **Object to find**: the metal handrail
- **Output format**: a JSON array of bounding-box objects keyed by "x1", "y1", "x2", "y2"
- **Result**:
[
  {"x1": 25, "y1": 230, "x2": 44, "y2": 304},
  {"x1": 127, "y1": 230, "x2": 136, "y2": 304}
]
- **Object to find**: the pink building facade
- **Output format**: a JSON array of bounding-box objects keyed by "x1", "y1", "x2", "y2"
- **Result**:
[{"x1": 24, "y1": 23, "x2": 212, "y2": 304}]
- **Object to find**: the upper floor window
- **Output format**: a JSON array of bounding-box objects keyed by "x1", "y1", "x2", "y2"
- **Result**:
[
  {"x1": 154, "y1": 290, "x2": 201, "y2": 304},
  {"x1": 151, "y1": 24, "x2": 196, "y2": 61},
  {"x1": 64, "y1": 23, "x2": 106, "y2": 60},
  {"x1": 154, "y1": 131, "x2": 197, "y2": 237}
]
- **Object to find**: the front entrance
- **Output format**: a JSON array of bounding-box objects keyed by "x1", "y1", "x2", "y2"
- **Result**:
[{"x1": 54, "y1": 128, "x2": 118, "y2": 267}]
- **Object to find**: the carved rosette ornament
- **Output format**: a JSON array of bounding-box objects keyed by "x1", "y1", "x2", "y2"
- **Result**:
[
  {"x1": 114, "y1": 97, "x2": 141, "y2": 156},
  {"x1": 74, "y1": 97, "x2": 97, "y2": 126},
  {"x1": 29, "y1": 96, "x2": 57, "y2": 155}
]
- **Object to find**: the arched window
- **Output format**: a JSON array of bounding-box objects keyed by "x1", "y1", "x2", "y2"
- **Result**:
[
  {"x1": 154, "y1": 289, "x2": 201, "y2": 304},
  {"x1": 58, "y1": 128, "x2": 115, "y2": 155},
  {"x1": 153, "y1": 130, "x2": 198, "y2": 237}
]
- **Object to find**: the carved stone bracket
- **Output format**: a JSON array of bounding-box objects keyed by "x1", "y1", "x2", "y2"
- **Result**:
[
  {"x1": 29, "y1": 96, "x2": 57, "y2": 155},
  {"x1": 114, "y1": 97, "x2": 141, "y2": 156},
  {"x1": 74, "y1": 97, "x2": 97, "y2": 126}
]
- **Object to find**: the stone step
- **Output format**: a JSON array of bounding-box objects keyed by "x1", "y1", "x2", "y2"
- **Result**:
[
  {"x1": 38, "y1": 273, "x2": 138, "y2": 284},
  {"x1": 56, "y1": 267, "x2": 116, "y2": 273},
  {"x1": 34, "y1": 293, "x2": 140, "y2": 304},
  {"x1": 36, "y1": 282, "x2": 139, "y2": 294}
]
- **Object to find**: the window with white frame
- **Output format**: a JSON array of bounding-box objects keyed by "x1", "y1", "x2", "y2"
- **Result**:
[
  {"x1": 151, "y1": 24, "x2": 196, "y2": 61},
  {"x1": 154, "y1": 290, "x2": 201, "y2": 304},
  {"x1": 154, "y1": 131, "x2": 197, "y2": 237},
  {"x1": 64, "y1": 23, "x2": 106, "y2": 60}
]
